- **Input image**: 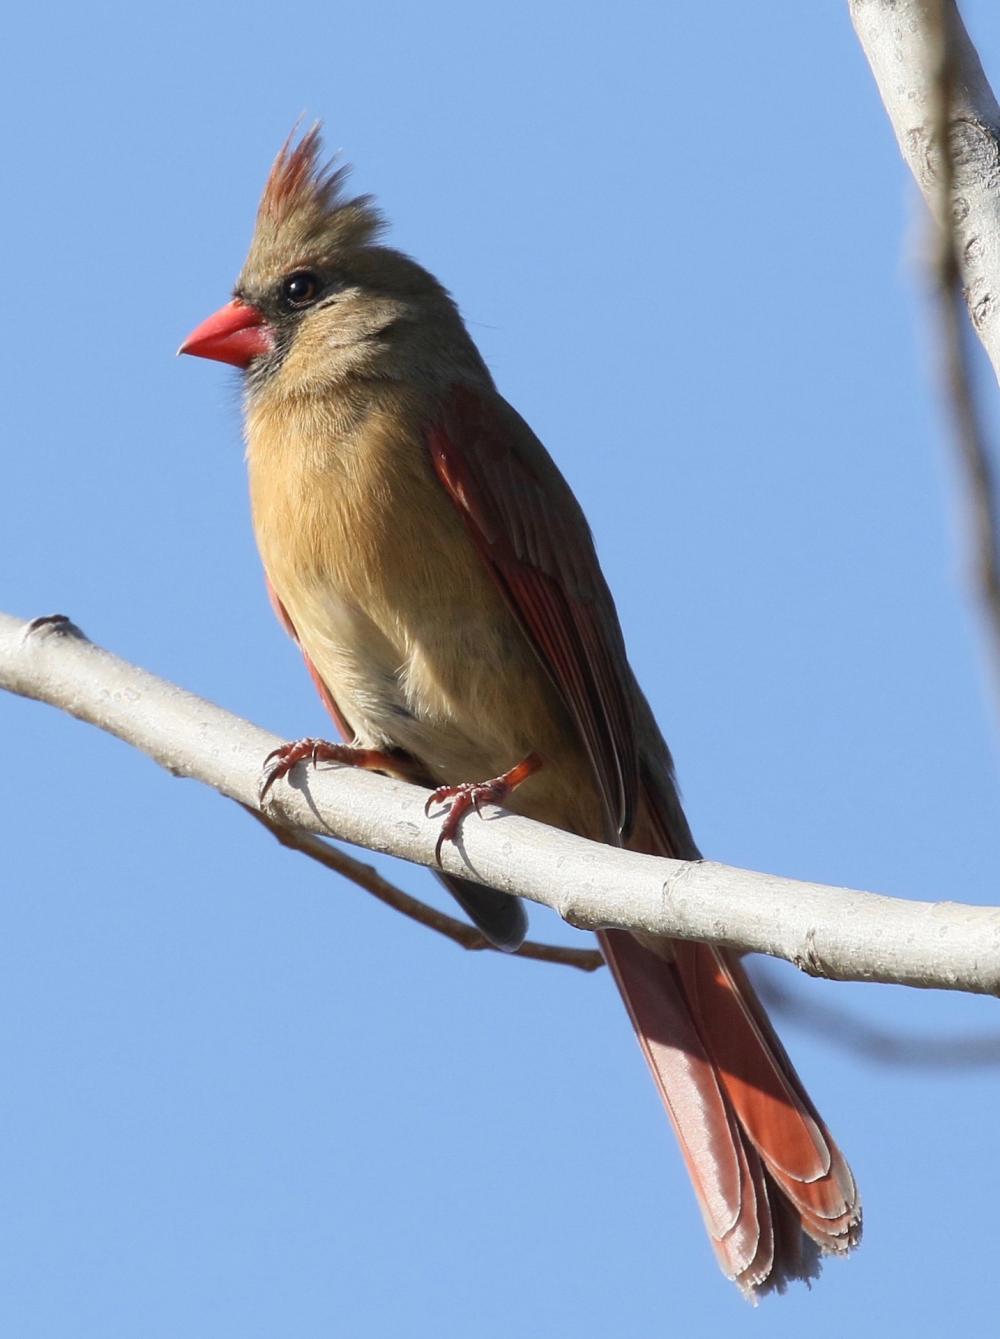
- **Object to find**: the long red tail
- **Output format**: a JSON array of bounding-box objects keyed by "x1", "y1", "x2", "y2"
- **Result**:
[{"x1": 602, "y1": 778, "x2": 861, "y2": 1298}]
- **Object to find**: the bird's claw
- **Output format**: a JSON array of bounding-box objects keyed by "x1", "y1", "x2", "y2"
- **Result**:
[
  {"x1": 424, "y1": 753, "x2": 542, "y2": 865},
  {"x1": 259, "y1": 737, "x2": 350, "y2": 803},
  {"x1": 258, "y1": 738, "x2": 399, "y2": 804}
]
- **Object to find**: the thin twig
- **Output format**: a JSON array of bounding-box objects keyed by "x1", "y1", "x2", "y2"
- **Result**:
[{"x1": 242, "y1": 805, "x2": 605, "y2": 972}]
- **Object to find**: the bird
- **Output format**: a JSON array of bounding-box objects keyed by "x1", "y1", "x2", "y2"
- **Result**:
[{"x1": 179, "y1": 126, "x2": 861, "y2": 1298}]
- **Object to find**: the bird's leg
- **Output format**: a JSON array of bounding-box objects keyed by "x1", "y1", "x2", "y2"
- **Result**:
[
  {"x1": 424, "y1": 753, "x2": 543, "y2": 864},
  {"x1": 259, "y1": 738, "x2": 400, "y2": 803}
]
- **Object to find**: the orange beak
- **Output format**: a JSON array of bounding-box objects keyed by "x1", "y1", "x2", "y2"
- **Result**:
[{"x1": 178, "y1": 299, "x2": 274, "y2": 368}]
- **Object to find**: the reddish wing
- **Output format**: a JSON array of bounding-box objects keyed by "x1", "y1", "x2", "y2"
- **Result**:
[{"x1": 428, "y1": 383, "x2": 639, "y2": 840}]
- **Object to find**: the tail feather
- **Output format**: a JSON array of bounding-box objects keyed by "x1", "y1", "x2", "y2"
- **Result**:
[
  {"x1": 599, "y1": 930, "x2": 777, "y2": 1294},
  {"x1": 704, "y1": 949, "x2": 860, "y2": 1243},
  {"x1": 600, "y1": 929, "x2": 860, "y2": 1298},
  {"x1": 600, "y1": 766, "x2": 862, "y2": 1299},
  {"x1": 673, "y1": 942, "x2": 831, "y2": 1183},
  {"x1": 682, "y1": 942, "x2": 859, "y2": 1244},
  {"x1": 599, "y1": 929, "x2": 741, "y2": 1243}
]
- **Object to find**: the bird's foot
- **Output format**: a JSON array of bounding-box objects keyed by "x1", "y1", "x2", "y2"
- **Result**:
[
  {"x1": 259, "y1": 738, "x2": 398, "y2": 804},
  {"x1": 424, "y1": 753, "x2": 542, "y2": 864}
]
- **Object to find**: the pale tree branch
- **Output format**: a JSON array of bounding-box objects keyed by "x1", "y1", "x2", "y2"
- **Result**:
[
  {"x1": 850, "y1": 0, "x2": 1000, "y2": 696},
  {"x1": 2, "y1": 610, "x2": 999, "y2": 996}
]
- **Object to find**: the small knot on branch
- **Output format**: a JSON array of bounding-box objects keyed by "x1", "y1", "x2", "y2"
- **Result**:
[
  {"x1": 793, "y1": 927, "x2": 826, "y2": 978},
  {"x1": 24, "y1": 613, "x2": 87, "y2": 643}
]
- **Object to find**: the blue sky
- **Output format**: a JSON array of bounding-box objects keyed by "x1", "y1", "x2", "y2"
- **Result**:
[{"x1": 2, "y1": 1, "x2": 1000, "y2": 1334}]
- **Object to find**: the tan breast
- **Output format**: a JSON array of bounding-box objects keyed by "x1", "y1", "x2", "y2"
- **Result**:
[{"x1": 244, "y1": 383, "x2": 594, "y2": 831}]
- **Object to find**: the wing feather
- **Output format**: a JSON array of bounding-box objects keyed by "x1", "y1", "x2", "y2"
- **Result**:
[{"x1": 428, "y1": 383, "x2": 638, "y2": 839}]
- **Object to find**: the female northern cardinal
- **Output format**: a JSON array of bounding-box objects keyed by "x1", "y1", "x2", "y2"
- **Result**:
[{"x1": 180, "y1": 128, "x2": 860, "y2": 1297}]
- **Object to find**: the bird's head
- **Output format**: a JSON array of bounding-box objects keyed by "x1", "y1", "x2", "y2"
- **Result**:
[{"x1": 180, "y1": 126, "x2": 482, "y2": 397}]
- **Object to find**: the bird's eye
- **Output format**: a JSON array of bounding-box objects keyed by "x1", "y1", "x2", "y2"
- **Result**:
[{"x1": 281, "y1": 271, "x2": 320, "y2": 309}]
